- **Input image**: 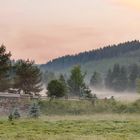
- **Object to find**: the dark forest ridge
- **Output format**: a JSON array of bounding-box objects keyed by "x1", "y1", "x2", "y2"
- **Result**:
[{"x1": 41, "y1": 40, "x2": 140, "y2": 71}]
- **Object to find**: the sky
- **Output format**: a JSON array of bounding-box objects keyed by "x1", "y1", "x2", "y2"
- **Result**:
[{"x1": 0, "y1": 0, "x2": 140, "y2": 64}]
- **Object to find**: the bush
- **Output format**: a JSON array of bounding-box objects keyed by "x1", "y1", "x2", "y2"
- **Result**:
[
  {"x1": 8, "y1": 108, "x2": 21, "y2": 121},
  {"x1": 29, "y1": 103, "x2": 40, "y2": 118},
  {"x1": 47, "y1": 80, "x2": 66, "y2": 98},
  {"x1": 8, "y1": 113, "x2": 13, "y2": 121},
  {"x1": 13, "y1": 108, "x2": 21, "y2": 119}
]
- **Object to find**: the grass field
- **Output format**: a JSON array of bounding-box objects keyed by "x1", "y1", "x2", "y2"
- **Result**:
[
  {"x1": 1, "y1": 99, "x2": 140, "y2": 140},
  {"x1": 39, "y1": 99, "x2": 140, "y2": 115},
  {"x1": 0, "y1": 114, "x2": 140, "y2": 140}
]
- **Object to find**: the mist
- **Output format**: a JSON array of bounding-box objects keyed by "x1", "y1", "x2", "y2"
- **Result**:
[{"x1": 91, "y1": 88, "x2": 140, "y2": 102}]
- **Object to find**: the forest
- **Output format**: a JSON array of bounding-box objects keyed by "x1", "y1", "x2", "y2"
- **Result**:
[{"x1": 41, "y1": 40, "x2": 140, "y2": 71}]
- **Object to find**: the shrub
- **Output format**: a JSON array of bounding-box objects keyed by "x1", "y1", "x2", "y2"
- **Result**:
[
  {"x1": 13, "y1": 108, "x2": 21, "y2": 119},
  {"x1": 47, "y1": 80, "x2": 66, "y2": 98},
  {"x1": 8, "y1": 112, "x2": 13, "y2": 121},
  {"x1": 8, "y1": 108, "x2": 21, "y2": 121},
  {"x1": 29, "y1": 103, "x2": 40, "y2": 118}
]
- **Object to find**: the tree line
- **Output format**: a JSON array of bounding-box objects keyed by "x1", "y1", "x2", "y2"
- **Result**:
[
  {"x1": 1, "y1": 44, "x2": 140, "y2": 99},
  {"x1": 42, "y1": 40, "x2": 140, "y2": 71},
  {"x1": 90, "y1": 63, "x2": 140, "y2": 92},
  {"x1": 47, "y1": 65, "x2": 92, "y2": 99},
  {"x1": 44, "y1": 62, "x2": 140, "y2": 95},
  {"x1": 0, "y1": 45, "x2": 92, "y2": 99}
]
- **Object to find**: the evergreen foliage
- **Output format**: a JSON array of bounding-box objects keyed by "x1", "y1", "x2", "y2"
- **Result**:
[
  {"x1": 59, "y1": 74, "x2": 68, "y2": 96},
  {"x1": 68, "y1": 66, "x2": 86, "y2": 97},
  {"x1": 8, "y1": 108, "x2": 20, "y2": 121},
  {"x1": 29, "y1": 103, "x2": 40, "y2": 118},
  {"x1": 14, "y1": 60, "x2": 43, "y2": 96},
  {"x1": 8, "y1": 112, "x2": 13, "y2": 121},
  {"x1": 42, "y1": 40, "x2": 140, "y2": 71},
  {"x1": 0, "y1": 44, "x2": 11, "y2": 91},
  {"x1": 119, "y1": 66, "x2": 128, "y2": 90},
  {"x1": 128, "y1": 64, "x2": 140, "y2": 90},
  {"x1": 13, "y1": 108, "x2": 21, "y2": 119},
  {"x1": 105, "y1": 64, "x2": 128, "y2": 91},
  {"x1": 105, "y1": 69, "x2": 112, "y2": 88},
  {"x1": 47, "y1": 80, "x2": 66, "y2": 98},
  {"x1": 105, "y1": 63, "x2": 140, "y2": 91},
  {"x1": 90, "y1": 72, "x2": 102, "y2": 88}
]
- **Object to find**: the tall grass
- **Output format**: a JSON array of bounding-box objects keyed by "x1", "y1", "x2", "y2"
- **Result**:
[
  {"x1": 0, "y1": 114, "x2": 140, "y2": 140},
  {"x1": 39, "y1": 99, "x2": 140, "y2": 115}
]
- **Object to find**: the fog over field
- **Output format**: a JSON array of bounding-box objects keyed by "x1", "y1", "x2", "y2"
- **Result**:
[
  {"x1": 91, "y1": 88, "x2": 140, "y2": 102},
  {"x1": 39, "y1": 86, "x2": 140, "y2": 102}
]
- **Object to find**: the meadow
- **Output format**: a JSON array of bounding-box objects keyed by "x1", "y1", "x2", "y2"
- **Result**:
[
  {"x1": 0, "y1": 99, "x2": 140, "y2": 140},
  {"x1": 0, "y1": 114, "x2": 140, "y2": 140},
  {"x1": 39, "y1": 99, "x2": 140, "y2": 115}
]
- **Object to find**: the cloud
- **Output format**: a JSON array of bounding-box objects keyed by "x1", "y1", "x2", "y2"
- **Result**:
[
  {"x1": 0, "y1": 0, "x2": 140, "y2": 63},
  {"x1": 4, "y1": 25, "x2": 103, "y2": 63},
  {"x1": 3, "y1": 23, "x2": 139, "y2": 64}
]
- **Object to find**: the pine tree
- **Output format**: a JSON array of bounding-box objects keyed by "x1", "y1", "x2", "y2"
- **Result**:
[
  {"x1": 0, "y1": 45, "x2": 11, "y2": 92},
  {"x1": 8, "y1": 112, "x2": 13, "y2": 121},
  {"x1": 129, "y1": 64, "x2": 139, "y2": 90},
  {"x1": 29, "y1": 103, "x2": 40, "y2": 118},
  {"x1": 59, "y1": 74, "x2": 68, "y2": 96},
  {"x1": 110, "y1": 64, "x2": 121, "y2": 91},
  {"x1": 105, "y1": 69, "x2": 113, "y2": 89},
  {"x1": 105, "y1": 64, "x2": 128, "y2": 91},
  {"x1": 119, "y1": 66, "x2": 128, "y2": 91},
  {"x1": 14, "y1": 60, "x2": 43, "y2": 96},
  {"x1": 13, "y1": 108, "x2": 20, "y2": 119},
  {"x1": 68, "y1": 65, "x2": 86, "y2": 97},
  {"x1": 90, "y1": 72, "x2": 102, "y2": 89}
]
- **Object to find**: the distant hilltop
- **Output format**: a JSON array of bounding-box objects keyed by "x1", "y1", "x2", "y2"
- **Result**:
[{"x1": 41, "y1": 40, "x2": 140, "y2": 76}]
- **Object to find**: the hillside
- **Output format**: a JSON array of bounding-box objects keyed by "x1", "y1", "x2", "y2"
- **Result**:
[{"x1": 41, "y1": 40, "x2": 140, "y2": 78}]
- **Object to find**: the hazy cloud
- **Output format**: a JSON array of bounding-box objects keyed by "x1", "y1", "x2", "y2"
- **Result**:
[{"x1": 0, "y1": 0, "x2": 140, "y2": 63}]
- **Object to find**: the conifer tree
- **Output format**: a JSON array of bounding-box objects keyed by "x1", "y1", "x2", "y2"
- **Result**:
[
  {"x1": 59, "y1": 74, "x2": 68, "y2": 95},
  {"x1": 119, "y1": 66, "x2": 128, "y2": 91},
  {"x1": 105, "y1": 69, "x2": 112, "y2": 89},
  {"x1": 68, "y1": 65, "x2": 86, "y2": 97},
  {"x1": 14, "y1": 60, "x2": 42, "y2": 96},
  {"x1": 0, "y1": 45, "x2": 11, "y2": 91},
  {"x1": 29, "y1": 103, "x2": 40, "y2": 118},
  {"x1": 8, "y1": 112, "x2": 13, "y2": 121},
  {"x1": 13, "y1": 108, "x2": 20, "y2": 119},
  {"x1": 129, "y1": 64, "x2": 139, "y2": 90},
  {"x1": 90, "y1": 71, "x2": 102, "y2": 89},
  {"x1": 105, "y1": 64, "x2": 128, "y2": 91}
]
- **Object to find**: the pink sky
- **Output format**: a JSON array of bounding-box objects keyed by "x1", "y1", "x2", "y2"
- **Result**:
[{"x1": 0, "y1": 0, "x2": 140, "y2": 63}]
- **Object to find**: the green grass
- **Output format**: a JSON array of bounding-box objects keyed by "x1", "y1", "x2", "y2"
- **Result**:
[
  {"x1": 0, "y1": 114, "x2": 140, "y2": 140},
  {"x1": 1, "y1": 100, "x2": 140, "y2": 140},
  {"x1": 39, "y1": 99, "x2": 140, "y2": 115}
]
